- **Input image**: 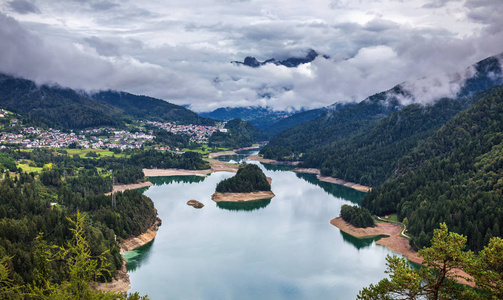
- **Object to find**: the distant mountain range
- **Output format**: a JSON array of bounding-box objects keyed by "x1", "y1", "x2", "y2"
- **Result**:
[
  {"x1": 199, "y1": 106, "x2": 329, "y2": 138},
  {"x1": 199, "y1": 107, "x2": 294, "y2": 129},
  {"x1": 261, "y1": 52, "x2": 503, "y2": 160},
  {"x1": 232, "y1": 49, "x2": 329, "y2": 68},
  {"x1": 0, "y1": 73, "x2": 214, "y2": 129}
]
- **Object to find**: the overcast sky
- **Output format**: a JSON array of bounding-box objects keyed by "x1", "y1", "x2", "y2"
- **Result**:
[{"x1": 0, "y1": 0, "x2": 502, "y2": 112}]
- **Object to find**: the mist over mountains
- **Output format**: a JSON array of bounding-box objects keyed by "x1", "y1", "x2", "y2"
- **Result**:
[
  {"x1": 261, "y1": 51, "x2": 503, "y2": 160},
  {"x1": 232, "y1": 49, "x2": 328, "y2": 68}
]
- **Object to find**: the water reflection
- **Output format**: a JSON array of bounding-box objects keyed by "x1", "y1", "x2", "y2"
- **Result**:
[
  {"x1": 214, "y1": 149, "x2": 260, "y2": 163},
  {"x1": 149, "y1": 175, "x2": 206, "y2": 185},
  {"x1": 261, "y1": 163, "x2": 296, "y2": 172},
  {"x1": 123, "y1": 240, "x2": 155, "y2": 271},
  {"x1": 295, "y1": 173, "x2": 365, "y2": 204},
  {"x1": 214, "y1": 155, "x2": 241, "y2": 162},
  {"x1": 216, "y1": 198, "x2": 272, "y2": 212},
  {"x1": 339, "y1": 231, "x2": 388, "y2": 250},
  {"x1": 126, "y1": 163, "x2": 396, "y2": 299}
]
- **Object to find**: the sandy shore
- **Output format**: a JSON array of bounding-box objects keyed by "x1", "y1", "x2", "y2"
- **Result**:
[
  {"x1": 143, "y1": 159, "x2": 240, "y2": 177},
  {"x1": 208, "y1": 150, "x2": 236, "y2": 159},
  {"x1": 331, "y1": 217, "x2": 418, "y2": 261},
  {"x1": 119, "y1": 219, "x2": 161, "y2": 252},
  {"x1": 247, "y1": 155, "x2": 300, "y2": 165},
  {"x1": 207, "y1": 145, "x2": 261, "y2": 159},
  {"x1": 317, "y1": 175, "x2": 372, "y2": 192},
  {"x1": 331, "y1": 217, "x2": 473, "y2": 286},
  {"x1": 212, "y1": 191, "x2": 275, "y2": 202},
  {"x1": 112, "y1": 181, "x2": 153, "y2": 193},
  {"x1": 205, "y1": 159, "x2": 240, "y2": 173},
  {"x1": 143, "y1": 168, "x2": 212, "y2": 177},
  {"x1": 292, "y1": 168, "x2": 320, "y2": 174},
  {"x1": 292, "y1": 168, "x2": 372, "y2": 192}
]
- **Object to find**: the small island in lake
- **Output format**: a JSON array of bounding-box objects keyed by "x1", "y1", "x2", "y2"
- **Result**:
[
  {"x1": 187, "y1": 199, "x2": 204, "y2": 208},
  {"x1": 212, "y1": 163, "x2": 275, "y2": 202}
]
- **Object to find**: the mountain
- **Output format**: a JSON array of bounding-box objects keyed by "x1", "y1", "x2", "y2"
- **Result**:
[
  {"x1": 200, "y1": 106, "x2": 329, "y2": 137},
  {"x1": 232, "y1": 49, "x2": 328, "y2": 68},
  {"x1": 362, "y1": 84, "x2": 503, "y2": 252},
  {"x1": 260, "y1": 87, "x2": 406, "y2": 160},
  {"x1": 0, "y1": 73, "x2": 215, "y2": 129},
  {"x1": 264, "y1": 107, "x2": 328, "y2": 137},
  {"x1": 300, "y1": 95, "x2": 478, "y2": 186},
  {"x1": 91, "y1": 91, "x2": 214, "y2": 126},
  {"x1": 208, "y1": 119, "x2": 268, "y2": 149},
  {"x1": 260, "y1": 52, "x2": 503, "y2": 160},
  {"x1": 199, "y1": 107, "x2": 293, "y2": 129},
  {"x1": 0, "y1": 73, "x2": 124, "y2": 129}
]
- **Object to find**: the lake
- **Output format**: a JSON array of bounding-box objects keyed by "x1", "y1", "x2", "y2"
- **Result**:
[{"x1": 123, "y1": 152, "x2": 395, "y2": 299}]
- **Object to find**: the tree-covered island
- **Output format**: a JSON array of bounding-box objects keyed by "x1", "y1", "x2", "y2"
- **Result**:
[{"x1": 212, "y1": 163, "x2": 275, "y2": 202}]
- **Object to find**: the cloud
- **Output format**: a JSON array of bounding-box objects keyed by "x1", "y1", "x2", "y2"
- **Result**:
[
  {"x1": 0, "y1": 0, "x2": 502, "y2": 112},
  {"x1": 422, "y1": 0, "x2": 456, "y2": 9},
  {"x1": 8, "y1": 0, "x2": 40, "y2": 14}
]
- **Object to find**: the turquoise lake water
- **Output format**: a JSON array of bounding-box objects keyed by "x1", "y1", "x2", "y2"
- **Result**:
[{"x1": 123, "y1": 152, "x2": 395, "y2": 299}]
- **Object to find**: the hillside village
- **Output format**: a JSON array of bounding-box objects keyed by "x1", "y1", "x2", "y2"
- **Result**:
[{"x1": 0, "y1": 110, "x2": 226, "y2": 150}]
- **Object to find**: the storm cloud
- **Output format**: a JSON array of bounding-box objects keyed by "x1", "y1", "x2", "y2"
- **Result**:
[{"x1": 0, "y1": 0, "x2": 502, "y2": 112}]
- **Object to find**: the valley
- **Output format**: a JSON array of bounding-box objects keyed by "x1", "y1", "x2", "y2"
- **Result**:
[{"x1": 0, "y1": 42, "x2": 502, "y2": 300}]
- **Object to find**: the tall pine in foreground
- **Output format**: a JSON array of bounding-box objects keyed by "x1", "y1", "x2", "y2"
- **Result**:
[{"x1": 358, "y1": 224, "x2": 503, "y2": 300}]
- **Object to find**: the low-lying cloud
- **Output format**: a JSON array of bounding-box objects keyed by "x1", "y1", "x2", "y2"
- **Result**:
[{"x1": 0, "y1": 0, "x2": 502, "y2": 112}]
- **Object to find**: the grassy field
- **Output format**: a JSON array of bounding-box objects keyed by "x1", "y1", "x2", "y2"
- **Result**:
[
  {"x1": 63, "y1": 149, "x2": 127, "y2": 158},
  {"x1": 381, "y1": 213, "x2": 398, "y2": 222},
  {"x1": 182, "y1": 145, "x2": 230, "y2": 155},
  {"x1": 18, "y1": 163, "x2": 43, "y2": 173}
]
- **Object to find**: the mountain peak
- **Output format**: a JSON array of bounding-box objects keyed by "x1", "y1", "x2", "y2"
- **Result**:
[{"x1": 232, "y1": 49, "x2": 327, "y2": 68}]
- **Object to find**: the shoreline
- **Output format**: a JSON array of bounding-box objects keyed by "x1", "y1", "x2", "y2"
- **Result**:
[
  {"x1": 143, "y1": 168, "x2": 212, "y2": 177},
  {"x1": 330, "y1": 217, "x2": 473, "y2": 286},
  {"x1": 331, "y1": 217, "x2": 419, "y2": 262},
  {"x1": 207, "y1": 145, "x2": 261, "y2": 159},
  {"x1": 106, "y1": 181, "x2": 154, "y2": 195},
  {"x1": 293, "y1": 168, "x2": 372, "y2": 193},
  {"x1": 95, "y1": 218, "x2": 162, "y2": 293},
  {"x1": 247, "y1": 155, "x2": 300, "y2": 166},
  {"x1": 211, "y1": 177, "x2": 274, "y2": 202},
  {"x1": 317, "y1": 175, "x2": 372, "y2": 193},
  {"x1": 212, "y1": 191, "x2": 275, "y2": 202}
]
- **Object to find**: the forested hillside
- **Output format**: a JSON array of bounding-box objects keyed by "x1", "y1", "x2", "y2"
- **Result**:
[
  {"x1": 0, "y1": 171, "x2": 156, "y2": 292},
  {"x1": 300, "y1": 96, "x2": 476, "y2": 186},
  {"x1": 208, "y1": 119, "x2": 268, "y2": 148},
  {"x1": 260, "y1": 52, "x2": 503, "y2": 162},
  {"x1": 362, "y1": 85, "x2": 503, "y2": 252},
  {"x1": 0, "y1": 73, "x2": 216, "y2": 130},
  {"x1": 260, "y1": 88, "x2": 404, "y2": 160},
  {"x1": 0, "y1": 73, "x2": 124, "y2": 129},
  {"x1": 91, "y1": 91, "x2": 215, "y2": 126},
  {"x1": 199, "y1": 106, "x2": 291, "y2": 129},
  {"x1": 264, "y1": 107, "x2": 327, "y2": 137}
]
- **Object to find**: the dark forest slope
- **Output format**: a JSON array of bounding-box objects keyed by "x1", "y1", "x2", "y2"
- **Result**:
[
  {"x1": 91, "y1": 90, "x2": 214, "y2": 125},
  {"x1": 362, "y1": 85, "x2": 503, "y2": 252},
  {"x1": 0, "y1": 73, "x2": 215, "y2": 129},
  {"x1": 0, "y1": 73, "x2": 124, "y2": 128}
]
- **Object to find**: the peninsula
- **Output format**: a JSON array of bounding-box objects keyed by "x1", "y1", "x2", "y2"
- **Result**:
[{"x1": 211, "y1": 163, "x2": 275, "y2": 202}]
